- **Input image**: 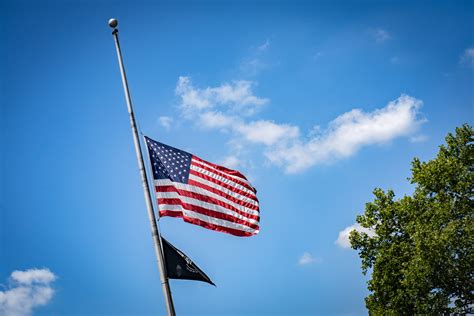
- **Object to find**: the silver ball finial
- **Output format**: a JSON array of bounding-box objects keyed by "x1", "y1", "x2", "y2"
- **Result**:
[{"x1": 108, "y1": 18, "x2": 118, "y2": 28}]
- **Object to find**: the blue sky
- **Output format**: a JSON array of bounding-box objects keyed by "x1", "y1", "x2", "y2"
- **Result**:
[{"x1": 1, "y1": 0, "x2": 473, "y2": 315}]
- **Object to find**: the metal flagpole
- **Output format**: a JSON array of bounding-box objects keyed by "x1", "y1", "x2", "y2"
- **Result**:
[{"x1": 108, "y1": 18, "x2": 176, "y2": 316}]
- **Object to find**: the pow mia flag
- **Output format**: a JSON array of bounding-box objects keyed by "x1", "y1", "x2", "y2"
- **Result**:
[{"x1": 162, "y1": 237, "x2": 215, "y2": 286}]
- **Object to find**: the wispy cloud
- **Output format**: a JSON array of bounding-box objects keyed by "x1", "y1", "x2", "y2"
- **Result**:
[
  {"x1": 410, "y1": 134, "x2": 428, "y2": 143},
  {"x1": 257, "y1": 39, "x2": 270, "y2": 52},
  {"x1": 390, "y1": 56, "x2": 400, "y2": 64},
  {"x1": 158, "y1": 116, "x2": 173, "y2": 130},
  {"x1": 460, "y1": 47, "x2": 474, "y2": 68},
  {"x1": 175, "y1": 77, "x2": 425, "y2": 174},
  {"x1": 336, "y1": 223, "x2": 376, "y2": 249},
  {"x1": 313, "y1": 51, "x2": 323, "y2": 61},
  {"x1": 298, "y1": 252, "x2": 320, "y2": 266},
  {"x1": 0, "y1": 268, "x2": 56, "y2": 316},
  {"x1": 372, "y1": 28, "x2": 391, "y2": 43},
  {"x1": 240, "y1": 39, "x2": 271, "y2": 77}
]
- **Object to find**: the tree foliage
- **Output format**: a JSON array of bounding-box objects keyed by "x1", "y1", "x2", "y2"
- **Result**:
[{"x1": 350, "y1": 124, "x2": 473, "y2": 314}]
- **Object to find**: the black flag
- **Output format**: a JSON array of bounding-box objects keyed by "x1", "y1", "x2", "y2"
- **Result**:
[{"x1": 162, "y1": 237, "x2": 215, "y2": 286}]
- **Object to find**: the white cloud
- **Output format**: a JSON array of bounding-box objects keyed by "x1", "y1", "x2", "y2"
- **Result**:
[
  {"x1": 220, "y1": 155, "x2": 241, "y2": 169},
  {"x1": 268, "y1": 95, "x2": 424, "y2": 173},
  {"x1": 372, "y1": 28, "x2": 391, "y2": 43},
  {"x1": 460, "y1": 47, "x2": 474, "y2": 68},
  {"x1": 213, "y1": 82, "x2": 268, "y2": 107},
  {"x1": 176, "y1": 76, "x2": 268, "y2": 116},
  {"x1": 236, "y1": 120, "x2": 300, "y2": 146},
  {"x1": 175, "y1": 76, "x2": 211, "y2": 111},
  {"x1": 199, "y1": 111, "x2": 237, "y2": 129},
  {"x1": 0, "y1": 268, "x2": 56, "y2": 316},
  {"x1": 199, "y1": 114, "x2": 299, "y2": 146},
  {"x1": 298, "y1": 252, "x2": 320, "y2": 265},
  {"x1": 336, "y1": 223, "x2": 376, "y2": 249},
  {"x1": 175, "y1": 77, "x2": 425, "y2": 174},
  {"x1": 10, "y1": 269, "x2": 56, "y2": 285},
  {"x1": 158, "y1": 116, "x2": 173, "y2": 130}
]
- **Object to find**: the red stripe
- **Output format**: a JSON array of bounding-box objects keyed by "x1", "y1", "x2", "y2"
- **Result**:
[
  {"x1": 159, "y1": 210, "x2": 257, "y2": 237},
  {"x1": 191, "y1": 160, "x2": 256, "y2": 193},
  {"x1": 156, "y1": 185, "x2": 260, "y2": 221},
  {"x1": 192, "y1": 156, "x2": 249, "y2": 181},
  {"x1": 189, "y1": 169, "x2": 258, "y2": 201},
  {"x1": 187, "y1": 179, "x2": 259, "y2": 211},
  {"x1": 158, "y1": 198, "x2": 260, "y2": 230}
]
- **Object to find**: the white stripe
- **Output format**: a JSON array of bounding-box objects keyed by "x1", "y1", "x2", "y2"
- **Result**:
[
  {"x1": 192, "y1": 158, "x2": 253, "y2": 186},
  {"x1": 156, "y1": 191, "x2": 259, "y2": 225},
  {"x1": 154, "y1": 179, "x2": 259, "y2": 216},
  {"x1": 158, "y1": 204, "x2": 258, "y2": 234},
  {"x1": 191, "y1": 159, "x2": 254, "y2": 190},
  {"x1": 191, "y1": 165, "x2": 256, "y2": 196},
  {"x1": 188, "y1": 174, "x2": 259, "y2": 207},
  {"x1": 158, "y1": 204, "x2": 182, "y2": 212}
]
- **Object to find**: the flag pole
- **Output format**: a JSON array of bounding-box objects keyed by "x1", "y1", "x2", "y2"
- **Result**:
[{"x1": 108, "y1": 18, "x2": 176, "y2": 316}]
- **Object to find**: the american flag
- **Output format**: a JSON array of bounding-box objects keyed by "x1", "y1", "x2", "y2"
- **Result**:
[{"x1": 145, "y1": 136, "x2": 260, "y2": 237}]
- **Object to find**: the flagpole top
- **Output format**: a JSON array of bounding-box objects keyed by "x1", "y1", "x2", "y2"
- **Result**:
[{"x1": 108, "y1": 18, "x2": 118, "y2": 29}]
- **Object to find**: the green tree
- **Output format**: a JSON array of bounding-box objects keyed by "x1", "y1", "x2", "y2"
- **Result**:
[{"x1": 350, "y1": 124, "x2": 473, "y2": 314}]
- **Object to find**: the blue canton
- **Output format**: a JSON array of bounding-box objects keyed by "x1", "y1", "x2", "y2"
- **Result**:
[{"x1": 145, "y1": 137, "x2": 192, "y2": 184}]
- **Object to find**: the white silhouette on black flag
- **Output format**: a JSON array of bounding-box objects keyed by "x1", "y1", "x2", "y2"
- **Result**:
[{"x1": 162, "y1": 237, "x2": 215, "y2": 286}]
